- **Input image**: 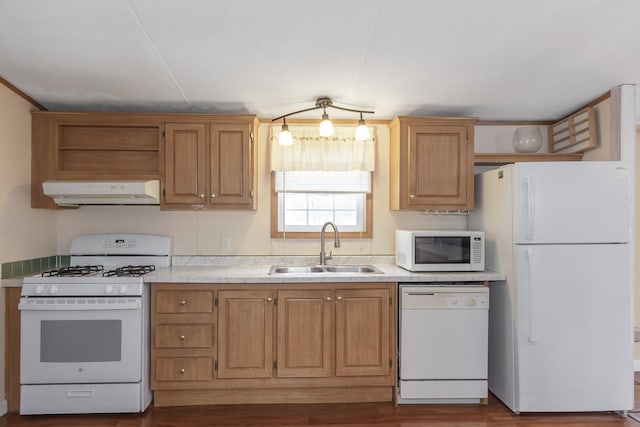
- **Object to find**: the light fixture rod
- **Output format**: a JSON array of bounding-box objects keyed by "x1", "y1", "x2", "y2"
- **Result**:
[{"x1": 272, "y1": 97, "x2": 374, "y2": 122}]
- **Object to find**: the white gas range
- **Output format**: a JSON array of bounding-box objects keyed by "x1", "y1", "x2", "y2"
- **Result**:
[{"x1": 19, "y1": 233, "x2": 171, "y2": 415}]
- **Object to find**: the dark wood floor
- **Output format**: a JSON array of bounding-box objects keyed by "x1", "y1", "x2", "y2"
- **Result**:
[{"x1": 2, "y1": 387, "x2": 640, "y2": 427}]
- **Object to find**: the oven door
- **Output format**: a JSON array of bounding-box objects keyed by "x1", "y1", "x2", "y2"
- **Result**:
[{"x1": 19, "y1": 297, "x2": 142, "y2": 384}]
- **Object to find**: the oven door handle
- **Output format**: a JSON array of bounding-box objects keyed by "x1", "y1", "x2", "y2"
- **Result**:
[{"x1": 18, "y1": 300, "x2": 141, "y2": 311}]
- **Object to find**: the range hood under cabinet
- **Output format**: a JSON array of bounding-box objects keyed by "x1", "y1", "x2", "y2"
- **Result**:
[{"x1": 42, "y1": 180, "x2": 160, "y2": 206}]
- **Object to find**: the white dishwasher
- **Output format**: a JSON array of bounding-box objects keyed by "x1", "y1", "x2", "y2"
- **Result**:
[{"x1": 398, "y1": 284, "x2": 489, "y2": 404}]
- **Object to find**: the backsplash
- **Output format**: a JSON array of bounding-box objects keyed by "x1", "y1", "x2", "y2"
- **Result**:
[{"x1": 1, "y1": 255, "x2": 70, "y2": 279}]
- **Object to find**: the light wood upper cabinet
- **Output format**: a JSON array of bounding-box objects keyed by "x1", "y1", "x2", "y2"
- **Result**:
[
  {"x1": 162, "y1": 118, "x2": 258, "y2": 210},
  {"x1": 31, "y1": 112, "x2": 163, "y2": 209},
  {"x1": 163, "y1": 123, "x2": 206, "y2": 205},
  {"x1": 217, "y1": 289, "x2": 274, "y2": 379},
  {"x1": 276, "y1": 289, "x2": 332, "y2": 378},
  {"x1": 389, "y1": 116, "x2": 476, "y2": 210}
]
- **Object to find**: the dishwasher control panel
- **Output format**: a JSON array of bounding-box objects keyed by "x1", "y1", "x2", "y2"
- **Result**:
[{"x1": 400, "y1": 286, "x2": 489, "y2": 310}]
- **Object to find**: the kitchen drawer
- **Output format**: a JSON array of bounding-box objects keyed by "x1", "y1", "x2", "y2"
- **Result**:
[
  {"x1": 155, "y1": 357, "x2": 214, "y2": 382},
  {"x1": 155, "y1": 290, "x2": 213, "y2": 314},
  {"x1": 155, "y1": 324, "x2": 213, "y2": 348}
]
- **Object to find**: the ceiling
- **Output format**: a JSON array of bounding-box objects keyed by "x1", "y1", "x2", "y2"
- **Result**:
[{"x1": 1, "y1": 0, "x2": 639, "y2": 121}]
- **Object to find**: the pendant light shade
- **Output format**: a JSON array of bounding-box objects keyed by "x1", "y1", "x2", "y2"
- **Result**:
[
  {"x1": 355, "y1": 113, "x2": 371, "y2": 141},
  {"x1": 273, "y1": 97, "x2": 374, "y2": 145},
  {"x1": 319, "y1": 110, "x2": 334, "y2": 137},
  {"x1": 278, "y1": 120, "x2": 293, "y2": 146}
]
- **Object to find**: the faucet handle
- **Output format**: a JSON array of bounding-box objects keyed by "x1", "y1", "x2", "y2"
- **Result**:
[{"x1": 326, "y1": 251, "x2": 333, "y2": 260}]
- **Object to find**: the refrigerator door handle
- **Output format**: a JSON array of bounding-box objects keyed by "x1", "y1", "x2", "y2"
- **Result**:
[
  {"x1": 525, "y1": 248, "x2": 537, "y2": 343},
  {"x1": 525, "y1": 178, "x2": 536, "y2": 240}
]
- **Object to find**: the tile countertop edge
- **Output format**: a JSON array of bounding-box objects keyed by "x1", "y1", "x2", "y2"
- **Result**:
[{"x1": 144, "y1": 265, "x2": 506, "y2": 284}]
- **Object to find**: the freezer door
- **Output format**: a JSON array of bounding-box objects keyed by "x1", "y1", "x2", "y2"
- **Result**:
[
  {"x1": 514, "y1": 244, "x2": 633, "y2": 412},
  {"x1": 513, "y1": 162, "x2": 630, "y2": 244}
]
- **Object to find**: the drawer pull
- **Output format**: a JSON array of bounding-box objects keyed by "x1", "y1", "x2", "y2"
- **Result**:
[
  {"x1": 180, "y1": 300, "x2": 187, "y2": 306},
  {"x1": 266, "y1": 297, "x2": 273, "y2": 302},
  {"x1": 336, "y1": 296, "x2": 343, "y2": 301},
  {"x1": 179, "y1": 335, "x2": 186, "y2": 340},
  {"x1": 326, "y1": 297, "x2": 332, "y2": 301},
  {"x1": 180, "y1": 368, "x2": 186, "y2": 374}
]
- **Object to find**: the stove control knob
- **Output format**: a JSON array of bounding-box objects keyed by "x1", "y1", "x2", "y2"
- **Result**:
[
  {"x1": 119, "y1": 286, "x2": 128, "y2": 294},
  {"x1": 35, "y1": 285, "x2": 45, "y2": 295},
  {"x1": 49, "y1": 285, "x2": 59, "y2": 294},
  {"x1": 105, "y1": 285, "x2": 114, "y2": 294}
]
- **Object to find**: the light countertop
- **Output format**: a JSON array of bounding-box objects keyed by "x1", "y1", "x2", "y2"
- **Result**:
[{"x1": 145, "y1": 256, "x2": 505, "y2": 284}]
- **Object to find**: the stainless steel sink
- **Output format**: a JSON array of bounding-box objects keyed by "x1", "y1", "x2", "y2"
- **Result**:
[{"x1": 268, "y1": 265, "x2": 383, "y2": 275}]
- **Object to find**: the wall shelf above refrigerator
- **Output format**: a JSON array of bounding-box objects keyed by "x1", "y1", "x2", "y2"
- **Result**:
[{"x1": 474, "y1": 153, "x2": 583, "y2": 166}]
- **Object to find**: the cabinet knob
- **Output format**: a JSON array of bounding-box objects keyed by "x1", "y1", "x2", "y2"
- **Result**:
[
  {"x1": 180, "y1": 300, "x2": 187, "y2": 306},
  {"x1": 179, "y1": 335, "x2": 186, "y2": 340},
  {"x1": 409, "y1": 194, "x2": 416, "y2": 200},
  {"x1": 266, "y1": 297, "x2": 273, "y2": 302},
  {"x1": 326, "y1": 297, "x2": 332, "y2": 302},
  {"x1": 180, "y1": 368, "x2": 186, "y2": 374},
  {"x1": 211, "y1": 194, "x2": 216, "y2": 198},
  {"x1": 336, "y1": 296, "x2": 343, "y2": 301},
  {"x1": 199, "y1": 194, "x2": 205, "y2": 198}
]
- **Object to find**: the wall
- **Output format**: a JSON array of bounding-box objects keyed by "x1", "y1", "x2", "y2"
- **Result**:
[{"x1": 0, "y1": 84, "x2": 55, "y2": 414}]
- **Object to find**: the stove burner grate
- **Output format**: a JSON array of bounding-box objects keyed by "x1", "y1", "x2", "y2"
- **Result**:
[
  {"x1": 42, "y1": 265, "x2": 104, "y2": 277},
  {"x1": 102, "y1": 265, "x2": 156, "y2": 277}
]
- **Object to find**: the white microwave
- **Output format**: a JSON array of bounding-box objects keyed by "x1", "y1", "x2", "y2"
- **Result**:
[{"x1": 395, "y1": 230, "x2": 485, "y2": 272}]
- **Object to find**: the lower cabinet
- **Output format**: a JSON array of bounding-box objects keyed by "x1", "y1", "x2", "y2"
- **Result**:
[{"x1": 151, "y1": 282, "x2": 396, "y2": 406}]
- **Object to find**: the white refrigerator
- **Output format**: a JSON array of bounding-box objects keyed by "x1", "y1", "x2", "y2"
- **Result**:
[{"x1": 469, "y1": 161, "x2": 633, "y2": 413}]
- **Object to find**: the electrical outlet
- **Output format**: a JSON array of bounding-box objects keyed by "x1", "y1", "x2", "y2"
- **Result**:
[{"x1": 220, "y1": 235, "x2": 231, "y2": 251}]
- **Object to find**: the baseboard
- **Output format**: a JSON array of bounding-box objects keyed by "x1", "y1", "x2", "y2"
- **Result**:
[
  {"x1": 0, "y1": 399, "x2": 7, "y2": 417},
  {"x1": 634, "y1": 360, "x2": 640, "y2": 372}
]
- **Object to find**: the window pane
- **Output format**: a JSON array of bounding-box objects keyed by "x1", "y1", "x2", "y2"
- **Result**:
[
  {"x1": 308, "y1": 194, "x2": 333, "y2": 210},
  {"x1": 334, "y1": 194, "x2": 358, "y2": 210},
  {"x1": 335, "y1": 211, "x2": 357, "y2": 226},
  {"x1": 284, "y1": 193, "x2": 307, "y2": 209},
  {"x1": 309, "y1": 211, "x2": 333, "y2": 225},
  {"x1": 284, "y1": 210, "x2": 307, "y2": 226}
]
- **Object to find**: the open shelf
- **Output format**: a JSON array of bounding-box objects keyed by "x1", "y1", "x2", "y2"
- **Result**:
[{"x1": 474, "y1": 152, "x2": 583, "y2": 166}]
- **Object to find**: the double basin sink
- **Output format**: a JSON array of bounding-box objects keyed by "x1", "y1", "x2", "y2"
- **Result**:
[{"x1": 269, "y1": 265, "x2": 383, "y2": 275}]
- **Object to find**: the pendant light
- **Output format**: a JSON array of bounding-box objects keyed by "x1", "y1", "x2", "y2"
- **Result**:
[
  {"x1": 278, "y1": 117, "x2": 293, "y2": 146},
  {"x1": 272, "y1": 97, "x2": 374, "y2": 146},
  {"x1": 355, "y1": 112, "x2": 371, "y2": 141}
]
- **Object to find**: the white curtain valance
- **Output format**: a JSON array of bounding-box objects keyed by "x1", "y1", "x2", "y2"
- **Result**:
[{"x1": 270, "y1": 125, "x2": 375, "y2": 172}]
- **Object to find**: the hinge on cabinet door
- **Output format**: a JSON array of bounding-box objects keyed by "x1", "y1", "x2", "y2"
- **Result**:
[
  {"x1": 162, "y1": 189, "x2": 165, "y2": 197},
  {"x1": 250, "y1": 131, "x2": 254, "y2": 143},
  {"x1": 214, "y1": 297, "x2": 218, "y2": 307},
  {"x1": 389, "y1": 359, "x2": 392, "y2": 368},
  {"x1": 389, "y1": 296, "x2": 392, "y2": 305},
  {"x1": 162, "y1": 130, "x2": 166, "y2": 140},
  {"x1": 215, "y1": 360, "x2": 218, "y2": 370},
  {"x1": 274, "y1": 298, "x2": 277, "y2": 305},
  {"x1": 273, "y1": 360, "x2": 277, "y2": 369}
]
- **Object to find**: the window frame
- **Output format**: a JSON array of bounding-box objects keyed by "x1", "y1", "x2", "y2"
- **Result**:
[{"x1": 270, "y1": 172, "x2": 373, "y2": 238}]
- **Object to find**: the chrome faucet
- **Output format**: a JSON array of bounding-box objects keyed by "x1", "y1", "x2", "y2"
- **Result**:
[{"x1": 319, "y1": 221, "x2": 341, "y2": 266}]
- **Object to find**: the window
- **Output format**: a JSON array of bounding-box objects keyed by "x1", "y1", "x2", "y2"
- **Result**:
[
  {"x1": 272, "y1": 171, "x2": 372, "y2": 237},
  {"x1": 269, "y1": 124, "x2": 375, "y2": 238}
]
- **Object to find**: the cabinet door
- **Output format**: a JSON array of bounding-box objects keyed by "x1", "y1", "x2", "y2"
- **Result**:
[
  {"x1": 408, "y1": 124, "x2": 471, "y2": 209},
  {"x1": 217, "y1": 289, "x2": 274, "y2": 378},
  {"x1": 335, "y1": 289, "x2": 390, "y2": 377},
  {"x1": 209, "y1": 123, "x2": 254, "y2": 208},
  {"x1": 276, "y1": 289, "x2": 332, "y2": 378},
  {"x1": 164, "y1": 123, "x2": 206, "y2": 205}
]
